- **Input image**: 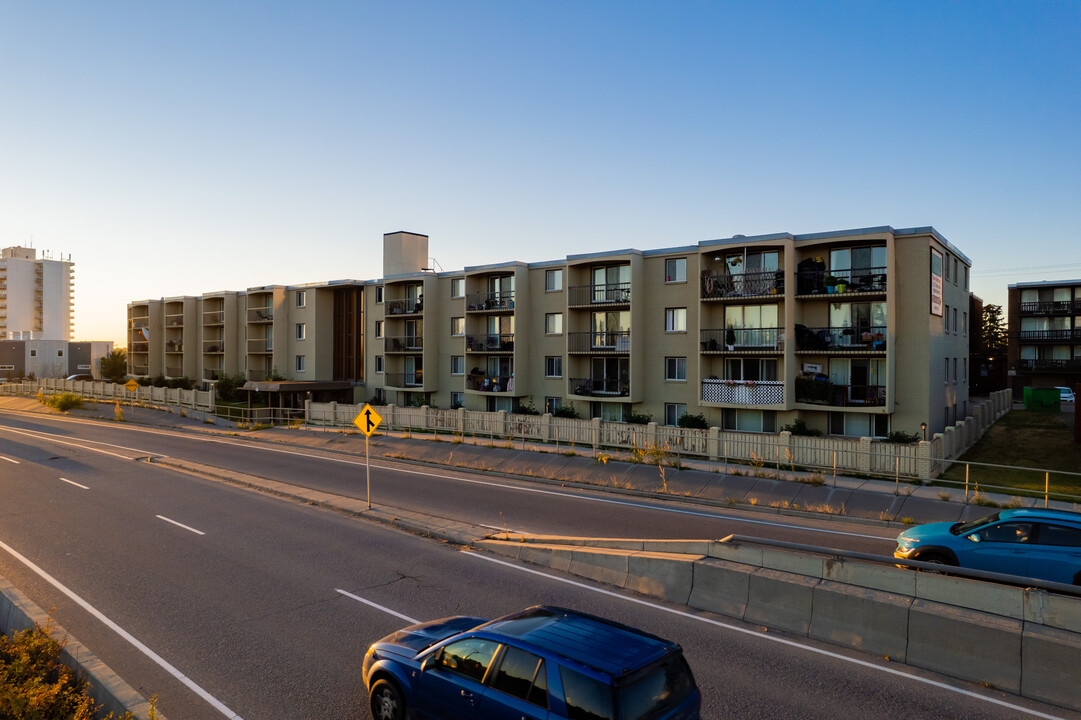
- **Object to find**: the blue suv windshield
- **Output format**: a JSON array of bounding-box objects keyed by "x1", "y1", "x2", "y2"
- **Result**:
[{"x1": 951, "y1": 512, "x2": 1001, "y2": 535}]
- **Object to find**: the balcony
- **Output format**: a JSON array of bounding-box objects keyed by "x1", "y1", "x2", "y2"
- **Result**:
[
  {"x1": 165, "y1": 366, "x2": 183, "y2": 378},
  {"x1": 701, "y1": 379, "x2": 784, "y2": 405},
  {"x1": 795, "y1": 377, "x2": 886, "y2": 407},
  {"x1": 795, "y1": 325, "x2": 887, "y2": 352},
  {"x1": 165, "y1": 339, "x2": 183, "y2": 353},
  {"x1": 465, "y1": 292, "x2": 515, "y2": 313},
  {"x1": 204, "y1": 368, "x2": 221, "y2": 381},
  {"x1": 466, "y1": 374, "x2": 515, "y2": 392},
  {"x1": 132, "y1": 365, "x2": 149, "y2": 376},
  {"x1": 247, "y1": 338, "x2": 273, "y2": 353},
  {"x1": 466, "y1": 334, "x2": 514, "y2": 352},
  {"x1": 701, "y1": 270, "x2": 784, "y2": 300},
  {"x1": 568, "y1": 376, "x2": 629, "y2": 397},
  {"x1": 384, "y1": 372, "x2": 424, "y2": 388},
  {"x1": 1018, "y1": 329, "x2": 1079, "y2": 342},
  {"x1": 1020, "y1": 300, "x2": 1080, "y2": 316},
  {"x1": 1019, "y1": 359, "x2": 1081, "y2": 373},
  {"x1": 130, "y1": 342, "x2": 149, "y2": 354},
  {"x1": 385, "y1": 336, "x2": 424, "y2": 353},
  {"x1": 386, "y1": 297, "x2": 424, "y2": 315},
  {"x1": 796, "y1": 266, "x2": 887, "y2": 296},
  {"x1": 701, "y1": 327, "x2": 782, "y2": 352},
  {"x1": 203, "y1": 340, "x2": 225, "y2": 353},
  {"x1": 567, "y1": 331, "x2": 630, "y2": 354},
  {"x1": 166, "y1": 313, "x2": 184, "y2": 327},
  {"x1": 203, "y1": 310, "x2": 225, "y2": 325},
  {"x1": 248, "y1": 369, "x2": 273, "y2": 382},
  {"x1": 568, "y1": 283, "x2": 630, "y2": 308},
  {"x1": 247, "y1": 308, "x2": 274, "y2": 323}
]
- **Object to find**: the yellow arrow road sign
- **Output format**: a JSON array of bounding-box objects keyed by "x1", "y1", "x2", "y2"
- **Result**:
[{"x1": 354, "y1": 404, "x2": 383, "y2": 437}]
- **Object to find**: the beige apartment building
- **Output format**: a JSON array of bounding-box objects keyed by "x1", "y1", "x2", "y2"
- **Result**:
[
  {"x1": 1006, "y1": 279, "x2": 1081, "y2": 398},
  {"x1": 1, "y1": 245, "x2": 75, "y2": 341},
  {"x1": 128, "y1": 225, "x2": 971, "y2": 436}
]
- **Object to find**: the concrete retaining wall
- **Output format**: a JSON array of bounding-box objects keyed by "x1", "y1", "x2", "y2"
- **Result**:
[{"x1": 477, "y1": 535, "x2": 1081, "y2": 712}]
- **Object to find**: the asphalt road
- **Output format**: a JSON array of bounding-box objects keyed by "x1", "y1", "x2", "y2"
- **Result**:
[{"x1": 1, "y1": 411, "x2": 1077, "y2": 720}]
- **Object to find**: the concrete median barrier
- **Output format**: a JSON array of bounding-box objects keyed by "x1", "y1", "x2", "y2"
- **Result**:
[
  {"x1": 1021, "y1": 623, "x2": 1081, "y2": 709},
  {"x1": 626, "y1": 551, "x2": 699, "y2": 605},
  {"x1": 744, "y1": 568, "x2": 818, "y2": 635},
  {"x1": 809, "y1": 580, "x2": 912, "y2": 661},
  {"x1": 688, "y1": 557, "x2": 752, "y2": 618}
]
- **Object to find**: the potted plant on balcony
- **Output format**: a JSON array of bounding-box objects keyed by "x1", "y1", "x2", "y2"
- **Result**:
[
  {"x1": 725, "y1": 324, "x2": 736, "y2": 350},
  {"x1": 824, "y1": 276, "x2": 839, "y2": 294}
]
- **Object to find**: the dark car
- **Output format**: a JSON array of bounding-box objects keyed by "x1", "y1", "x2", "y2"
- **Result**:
[
  {"x1": 362, "y1": 605, "x2": 700, "y2": 720},
  {"x1": 895, "y1": 508, "x2": 1081, "y2": 585}
]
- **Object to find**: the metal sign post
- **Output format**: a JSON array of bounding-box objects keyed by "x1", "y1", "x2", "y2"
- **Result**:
[{"x1": 354, "y1": 404, "x2": 383, "y2": 509}]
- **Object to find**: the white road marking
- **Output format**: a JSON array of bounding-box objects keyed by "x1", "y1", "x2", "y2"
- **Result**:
[
  {"x1": 463, "y1": 552, "x2": 1068, "y2": 720},
  {"x1": 0, "y1": 537, "x2": 243, "y2": 719},
  {"x1": 336, "y1": 588, "x2": 419, "y2": 623},
  {"x1": 156, "y1": 515, "x2": 206, "y2": 536},
  {"x1": 1, "y1": 455, "x2": 19, "y2": 463},
  {"x1": 0, "y1": 416, "x2": 888, "y2": 541},
  {"x1": 59, "y1": 477, "x2": 89, "y2": 490},
  {"x1": 0, "y1": 425, "x2": 160, "y2": 460}
]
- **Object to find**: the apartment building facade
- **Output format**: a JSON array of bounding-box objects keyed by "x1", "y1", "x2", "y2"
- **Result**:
[
  {"x1": 128, "y1": 226, "x2": 971, "y2": 436},
  {"x1": 1007, "y1": 279, "x2": 1081, "y2": 398},
  {"x1": 0, "y1": 246, "x2": 75, "y2": 341}
]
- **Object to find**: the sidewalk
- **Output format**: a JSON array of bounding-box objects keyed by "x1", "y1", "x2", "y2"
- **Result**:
[{"x1": 4, "y1": 396, "x2": 1074, "y2": 526}]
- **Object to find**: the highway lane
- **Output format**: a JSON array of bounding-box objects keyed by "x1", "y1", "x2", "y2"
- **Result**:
[
  {"x1": 2, "y1": 424, "x2": 1078, "y2": 719},
  {"x1": 0, "y1": 411, "x2": 900, "y2": 555}
]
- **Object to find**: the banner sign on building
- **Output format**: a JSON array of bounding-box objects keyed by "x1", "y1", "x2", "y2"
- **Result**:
[{"x1": 930, "y1": 248, "x2": 943, "y2": 316}]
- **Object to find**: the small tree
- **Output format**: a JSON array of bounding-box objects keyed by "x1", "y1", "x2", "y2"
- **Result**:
[
  {"x1": 100, "y1": 348, "x2": 128, "y2": 383},
  {"x1": 677, "y1": 412, "x2": 709, "y2": 429}
]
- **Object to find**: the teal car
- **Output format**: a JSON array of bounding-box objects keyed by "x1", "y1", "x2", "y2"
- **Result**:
[{"x1": 895, "y1": 508, "x2": 1081, "y2": 585}]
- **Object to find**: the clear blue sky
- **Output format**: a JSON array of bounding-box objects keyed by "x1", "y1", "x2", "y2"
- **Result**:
[{"x1": 1, "y1": 1, "x2": 1078, "y2": 345}]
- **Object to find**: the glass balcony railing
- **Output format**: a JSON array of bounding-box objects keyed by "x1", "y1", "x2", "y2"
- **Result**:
[
  {"x1": 700, "y1": 327, "x2": 781, "y2": 351},
  {"x1": 795, "y1": 325, "x2": 887, "y2": 351},
  {"x1": 568, "y1": 377, "x2": 629, "y2": 397},
  {"x1": 567, "y1": 331, "x2": 630, "y2": 353},
  {"x1": 465, "y1": 334, "x2": 514, "y2": 352}
]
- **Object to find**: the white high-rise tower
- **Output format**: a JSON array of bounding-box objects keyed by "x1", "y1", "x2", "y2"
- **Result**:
[{"x1": 0, "y1": 246, "x2": 75, "y2": 341}]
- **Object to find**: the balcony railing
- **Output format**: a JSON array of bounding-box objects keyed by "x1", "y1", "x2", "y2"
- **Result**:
[
  {"x1": 1019, "y1": 359, "x2": 1081, "y2": 373},
  {"x1": 203, "y1": 340, "x2": 225, "y2": 353},
  {"x1": 165, "y1": 339, "x2": 183, "y2": 353},
  {"x1": 130, "y1": 342, "x2": 149, "y2": 354},
  {"x1": 247, "y1": 308, "x2": 274, "y2": 323},
  {"x1": 701, "y1": 270, "x2": 784, "y2": 299},
  {"x1": 568, "y1": 283, "x2": 631, "y2": 307},
  {"x1": 701, "y1": 327, "x2": 782, "y2": 351},
  {"x1": 701, "y1": 379, "x2": 784, "y2": 405},
  {"x1": 203, "y1": 310, "x2": 225, "y2": 325},
  {"x1": 568, "y1": 376, "x2": 629, "y2": 397},
  {"x1": 165, "y1": 366, "x2": 183, "y2": 378},
  {"x1": 384, "y1": 372, "x2": 424, "y2": 388},
  {"x1": 465, "y1": 292, "x2": 515, "y2": 312},
  {"x1": 795, "y1": 325, "x2": 887, "y2": 352},
  {"x1": 1018, "y1": 329, "x2": 1079, "y2": 342},
  {"x1": 466, "y1": 334, "x2": 515, "y2": 352},
  {"x1": 203, "y1": 368, "x2": 221, "y2": 381},
  {"x1": 386, "y1": 297, "x2": 424, "y2": 315},
  {"x1": 467, "y1": 374, "x2": 515, "y2": 392},
  {"x1": 166, "y1": 314, "x2": 184, "y2": 327},
  {"x1": 567, "y1": 331, "x2": 630, "y2": 354},
  {"x1": 132, "y1": 365, "x2": 149, "y2": 376},
  {"x1": 247, "y1": 338, "x2": 273, "y2": 353},
  {"x1": 797, "y1": 265, "x2": 887, "y2": 295},
  {"x1": 795, "y1": 377, "x2": 886, "y2": 407},
  {"x1": 385, "y1": 336, "x2": 424, "y2": 352},
  {"x1": 1019, "y1": 300, "x2": 1079, "y2": 315},
  {"x1": 248, "y1": 370, "x2": 272, "y2": 382}
]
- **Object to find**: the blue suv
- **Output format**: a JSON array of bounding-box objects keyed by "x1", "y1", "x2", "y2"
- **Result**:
[
  {"x1": 895, "y1": 508, "x2": 1081, "y2": 585},
  {"x1": 362, "y1": 605, "x2": 701, "y2": 720}
]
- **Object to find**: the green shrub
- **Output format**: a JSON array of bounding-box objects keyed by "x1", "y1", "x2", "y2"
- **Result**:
[
  {"x1": 626, "y1": 410, "x2": 652, "y2": 425},
  {"x1": 552, "y1": 403, "x2": 580, "y2": 419},
  {"x1": 887, "y1": 430, "x2": 920, "y2": 444},
  {"x1": 1, "y1": 622, "x2": 98, "y2": 719},
  {"x1": 515, "y1": 396, "x2": 540, "y2": 415},
  {"x1": 46, "y1": 392, "x2": 83, "y2": 412},
  {"x1": 676, "y1": 412, "x2": 709, "y2": 429},
  {"x1": 215, "y1": 373, "x2": 248, "y2": 403},
  {"x1": 780, "y1": 418, "x2": 823, "y2": 436}
]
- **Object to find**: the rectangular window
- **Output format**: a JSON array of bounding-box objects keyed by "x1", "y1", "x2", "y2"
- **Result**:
[
  {"x1": 545, "y1": 313, "x2": 563, "y2": 334},
  {"x1": 451, "y1": 317, "x2": 465, "y2": 335},
  {"x1": 964, "y1": 265, "x2": 969, "y2": 290},
  {"x1": 544, "y1": 396, "x2": 562, "y2": 413},
  {"x1": 944, "y1": 305, "x2": 950, "y2": 332},
  {"x1": 295, "y1": 323, "x2": 306, "y2": 340},
  {"x1": 545, "y1": 356, "x2": 563, "y2": 377},
  {"x1": 953, "y1": 257, "x2": 959, "y2": 284},
  {"x1": 953, "y1": 307, "x2": 958, "y2": 335},
  {"x1": 451, "y1": 356, "x2": 465, "y2": 375},
  {"x1": 450, "y1": 391, "x2": 464, "y2": 408},
  {"x1": 945, "y1": 358, "x2": 950, "y2": 384},
  {"x1": 375, "y1": 321, "x2": 384, "y2": 338},
  {"x1": 296, "y1": 355, "x2": 306, "y2": 372},
  {"x1": 665, "y1": 357, "x2": 687, "y2": 381},
  {"x1": 963, "y1": 311, "x2": 968, "y2": 336},
  {"x1": 30, "y1": 350, "x2": 36, "y2": 357},
  {"x1": 665, "y1": 403, "x2": 687, "y2": 426},
  {"x1": 665, "y1": 257, "x2": 687, "y2": 283},
  {"x1": 58, "y1": 350, "x2": 64, "y2": 357},
  {"x1": 945, "y1": 254, "x2": 951, "y2": 281},
  {"x1": 953, "y1": 357, "x2": 958, "y2": 383},
  {"x1": 375, "y1": 286, "x2": 384, "y2": 303},
  {"x1": 665, "y1": 308, "x2": 687, "y2": 332},
  {"x1": 451, "y1": 278, "x2": 464, "y2": 298},
  {"x1": 723, "y1": 409, "x2": 776, "y2": 433},
  {"x1": 296, "y1": 290, "x2": 306, "y2": 308},
  {"x1": 375, "y1": 356, "x2": 384, "y2": 373},
  {"x1": 963, "y1": 358, "x2": 968, "y2": 382},
  {"x1": 545, "y1": 269, "x2": 563, "y2": 292}
]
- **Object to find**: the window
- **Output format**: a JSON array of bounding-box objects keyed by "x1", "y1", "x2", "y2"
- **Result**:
[
  {"x1": 945, "y1": 358, "x2": 950, "y2": 384},
  {"x1": 491, "y1": 646, "x2": 548, "y2": 709},
  {"x1": 451, "y1": 356, "x2": 465, "y2": 375},
  {"x1": 828, "y1": 411, "x2": 888, "y2": 438},
  {"x1": 451, "y1": 317, "x2": 465, "y2": 336},
  {"x1": 375, "y1": 286, "x2": 383, "y2": 303},
  {"x1": 665, "y1": 403, "x2": 687, "y2": 426},
  {"x1": 665, "y1": 308, "x2": 687, "y2": 332},
  {"x1": 545, "y1": 356, "x2": 562, "y2": 377},
  {"x1": 724, "y1": 409, "x2": 777, "y2": 433},
  {"x1": 295, "y1": 323, "x2": 306, "y2": 340},
  {"x1": 963, "y1": 311, "x2": 968, "y2": 336},
  {"x1": 451, "y1": 278, "x2": 464, "y2": 298},
  {"x1": 375, "y1": 321, "x2": 384, "y2": 338},
  {"x1": 450, "y1": 391, "x2": 464, "y2": 409},
  {"x1": 295, "y1": 355, "x2": 306, "y2": 372},
  {"x1": 545, "y1": 269, "x2": 563, "y2": 292},
  {"x1": 545, "y1": 313, "x2": 563, "y2": 335},
  {"x1": 296, "y1": 290, "x2": 306, "y2": 308},
  {"x1": 560, "y1": 667, "x2": 613, "y2": 720},
  {"x1": 665, "y1": 257, "x2": 687, "y2": 283},
  {"x1": 30, "y1": 349, "x2": 36, "y2": 357},
  {"x1": 375, "y1": 356, "x2": 384, "y2": 373},
  {"x1": 437, "y1": 638, "x2": 499, "y2": 683},
  {"x1": 963, "y1": 358, "x2": 968, "y2": 382},
  {"x1": 953, "y1": 257, "x2": 959, "y2": 285},
  {"x1": 544, "y1": 396, "x2": 562, "y2": 413},
  {"x1": 1034, "y1": 523, "x2": 1081, "y2": 547},
  {"x1": 953, "y1": 358, "x2": 958, "y2": 384},
  {"x1": 665, "y1": 357, "x2": 687, "y2": 381},
  {"x1": 964, "y1": 265, "x2": 969, "y2": 290},
  {"x1": 982, "y1": 522, "x2": 1034, "y2": 544},
  {"x1": 944, "y1": 254, "x2": 951, "y2": 281},
  {"x1": 953, "y1": 307, "x2": 958, "y2": 335},
  {"x1": 57, "y1": 350, "x2": 64, "y2": 357},
  {"x1": 944, "y1": 305, "x2": 950, "y2": 332}
]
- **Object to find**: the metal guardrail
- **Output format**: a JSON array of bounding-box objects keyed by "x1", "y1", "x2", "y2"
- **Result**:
[{"x1": 720, "y1": 534, "x2": 1081, "y2": 597}]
